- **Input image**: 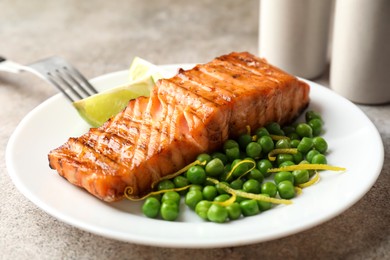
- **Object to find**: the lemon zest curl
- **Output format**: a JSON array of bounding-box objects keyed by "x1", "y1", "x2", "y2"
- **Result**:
[{"x1": 268, "y1": 148, "x2": 298, "y2": 161}]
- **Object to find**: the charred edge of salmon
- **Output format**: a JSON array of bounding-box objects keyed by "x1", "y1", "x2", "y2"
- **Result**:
[{"x1": 48, "y1": 51, "x2": 310, "y2": 202}]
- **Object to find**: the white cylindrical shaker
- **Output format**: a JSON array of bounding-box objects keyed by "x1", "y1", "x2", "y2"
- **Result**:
[
  {"x1": 330, "y1": 0, "x2": 390, "y2": 104},
  {"x1": 259, "y1": 0, "x2": 332, "y2": 79}
]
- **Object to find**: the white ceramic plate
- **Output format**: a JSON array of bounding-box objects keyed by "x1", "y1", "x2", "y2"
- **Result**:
[{"x1": 6, "y1": 64, "x2": 384, "y2": 248}]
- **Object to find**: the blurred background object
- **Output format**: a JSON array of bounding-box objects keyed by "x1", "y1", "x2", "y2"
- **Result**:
[
  {"x1": 330, "y1": 0, "x2": 390, "y2": 104},
  {"x1": 259, "y1": 0, "x2": 333, "y2": 79}
]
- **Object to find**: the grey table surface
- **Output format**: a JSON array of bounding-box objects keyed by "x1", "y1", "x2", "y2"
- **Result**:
[{"x1": 1, "y1": 1, "x2": 389, "y2": 259}]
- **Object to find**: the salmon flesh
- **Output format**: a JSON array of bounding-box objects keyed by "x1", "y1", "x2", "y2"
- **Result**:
[{"x1": 48, "y1": 52, "x2": 310, "y2": 202}]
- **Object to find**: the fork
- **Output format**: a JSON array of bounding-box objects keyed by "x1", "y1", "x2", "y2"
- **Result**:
[{"x1": 0, "y1": 56, "x2": 98, "y2": 102}]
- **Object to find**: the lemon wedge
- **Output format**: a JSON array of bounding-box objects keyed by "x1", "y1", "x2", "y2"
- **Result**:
[
  {"x1": 73, "y1": 57, "x2": 162, "y2": 127},
  {"x1": 128, "y1": 56, "x2": 162, "y2": 83}
]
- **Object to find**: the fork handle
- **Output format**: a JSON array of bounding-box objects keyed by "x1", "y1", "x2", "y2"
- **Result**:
[{"x1": 0, "y1": 56, "x2": 25, "y2": 73}]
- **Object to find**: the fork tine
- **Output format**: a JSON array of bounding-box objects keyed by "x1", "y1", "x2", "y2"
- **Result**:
[
  {"x1": 46, "y1": 72, "x2": 78, "y2": 102},
  {"x1": 49, "y1": 70, "x2": 87, "y2": 102},
  {"x1": 67, "y1": 66, "x2": 98, "y2": 95},
  {"x1": 61, "y1": 68, "x2": 93, "y2": 97},
  {"x1": 19, "y1": 56, "x2": 99, "y2": 102}
]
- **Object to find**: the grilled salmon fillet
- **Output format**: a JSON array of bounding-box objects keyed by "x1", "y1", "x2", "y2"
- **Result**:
[{"x1": 48, "y1": 52, "x2": 310, "y2": 202}]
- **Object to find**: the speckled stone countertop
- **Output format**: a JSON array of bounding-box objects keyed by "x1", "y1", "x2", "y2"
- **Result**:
[{"x1": 1, "y1": 1, "x2": 389, "y2": 259}]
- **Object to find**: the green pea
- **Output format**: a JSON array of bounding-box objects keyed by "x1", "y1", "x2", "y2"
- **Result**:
[
  {"x1": 240, "y1": 199, "x2": 260, "y2": 216},
  {"x1": 288, "y1": 132, "x2": 300, "y2": 140},
  {"x1": 243, "y1": 157, "x2": 256, "y2": 165},
  {"x1": 161, "y1": 191, "x2": 181, "y2": 205},
  {"x1": 238, "y1": 134, "x2": 252, "y2": 151},
  {"x1": 257, "y1": 159, "x2": 273, "y2": 178},
  {"x1": 306, "y1": 150, "x2": 320, "y2": 163},
  {"x1": 195, "y1": 200, "x2": 212, "y2": 220},
  {"x1": 277, "y1": 180, "x2": 295, "y2": 199},
  {"x1": 230, "y1": 179, "x2": 244, "y2": 190},
  {"x1": 255, "y1": 127, "x2": 269, "y2": 138},
  {"x1": 299, "y1": 160, "x2": 311, "y2": 165},
  {"x1": 243, "y1": 179, "x2": 262, "y2": 194},
  {"x1": 224, "y1": 163, "x2": 232, "y2": 174},
  {"x1": 142, "y1": 197, "x2": 161, "y2": 218},
  {"x1": 305, "y1": 110, "x2": 323, "y2": 123},
  {"x1": 211, "y1": 152, "x2": 228, "y2": 165},
  {"x1": 261, "y1": 182, "x2": 277, "y2": 197},
  {"x1": 205, "y1": 158, "x2": 224, "y2": 177},
  {"x1": 309, "y1": 118, "x2": 323, "y2": 136},
  {"x1": 214, "y1": 194, "x2": 231, "y2": 202},
  {"x1": 160, "y1": 200, "x2": 179, "y2": 221},
  {"x1": 185, "y1": 190, "x2": 203, "y2": 210},
  {"x1": 312, "y1": 154, "x2": 327, "y2": 164},
  {"x1": 246, "y1": 142, "x2": 262, "y2": 158},
  {"x1": 226, "y1": 202, "x2": 242, "y2": 220},
  {"x1": 231, "y1": 159, "x2": 249, "y2": 178},
  {"x1": 196, "y1": 153, "x2": 212, "y2": 164},
  {"x1": 235, "y1": 189, "x2": 248, "y2": 203},
  {"x1": 292, "y1": 170, "x2": 310, "y2": 185},
  {"x1": 279, "y1": 161, "x2": 295, "y2": 168},
  {"x1": 257, "y1": 194, "x2": 272, "y2": 211},
  {"x1": 276, "y1": 154, "x2": 294, "y2": 166},
  {"x1": 186, "y1": 165, "x2": 206, "y2": 185},
  {"x1": 313, "y1": 136, "x2": 328, "y2": 154},
  {"x1": 157, "y1": 179, "x2": 175, "y2": 191},
  {"x1": 223, "y1": 139, "x2": 239, "y2": 150},
  {"x1": 257, "y1": 135, "x2": 274, "y2": 154},
  {"x1": 173, "y1": 175, "x2": 189, "y2": 189},
  {"x1": 290, "y1": 139, "x2": 300, "y2": 148},
  {"x1": 292, "y1": 151, "x2": 304, "y2": 164},
  {"x1": 216, "y1": 182, "x2": 229, "y2": 194},
  {"x1": 266, "y1": 122, "x2": 284, "y2": 136},
  {"x1": 296, "y1": 123, "x2": 313, "y2": 138},
  {"x1": 202, "y1": 185, "x2": 218, "y2": 201},
  {"x1": 274, "y1": 171, "x2": 294, "y2": 185},
  {"x1": 297, "y1": 137, "x2": 313, "y2": 154},
  {"x1": 275, "y1": 139, "x2": 291, "y2": 149},
  {"x1": 207, "y1": 204, "x2": 228, "y2": 223},
  {"x1": 149, "y1": 193, "x2": 162, "y2": 201},
  {"x1": 248, "y1": 168, "x2": 264, "y2": 183},
  {"x1": 189, "y1": 184, "x2": 203, "y2": 192},
  {"x1": 225, "y1": 147, "x2": 240, "y2": 162}
]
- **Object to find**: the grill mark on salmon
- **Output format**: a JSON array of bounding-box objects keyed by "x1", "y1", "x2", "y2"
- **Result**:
[
  {"x1": 48, "y1": 52, "x2": 310, "y2": 202},
  {"x1": 157, "y1": 77, "x2": 229, "y2": 149},
  {"x1": 200, "y1": 60, "x2": 285, "y2": 136},
  {"x1": 177, "y1": 68, "x2": 234, "y2": 104}
]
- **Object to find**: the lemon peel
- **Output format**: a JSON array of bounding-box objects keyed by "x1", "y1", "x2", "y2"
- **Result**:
[
  {"x1": 298, "y1": 171, "x2": 320, "y2": 188},
  {"x1": 246, "y1": 125, "x2": 251, "y2": 135},
  {"x1": 268, "y1": 148, "x2": 298, "y2": 161},
  {"x1": 270, "y1": 135, "x2": 290, "y2": 141},
  {"x1": 295, "y1": 186, "x2": 303, "y2": 195},
  {"x1": 225, "y1": 159, "x2": 256, "y2": 181},
  {"x1": 125, "y1": 185, "x2": 192, "y2": 201},
  {"x1": 207, "y1": 178, "x2": 292, "y2": 205},
  {"x1": 125, "y1": 160, "x2": 206, "y2": 200},
  {"x1": 267, "y1": 164, "x2": 346, "y2": 173},
  {"x1": 212, "y1": 193, "x2": 237, "y2": 207}
]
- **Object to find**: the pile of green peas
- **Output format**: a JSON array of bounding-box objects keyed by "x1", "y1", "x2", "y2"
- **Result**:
[{"x1": 142, "y1": 110, "x2": 328, "y2": 223}]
